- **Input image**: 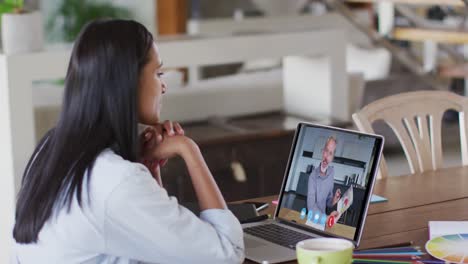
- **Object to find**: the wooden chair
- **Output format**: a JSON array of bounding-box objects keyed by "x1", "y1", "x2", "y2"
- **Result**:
[{"x1": 352, "y1": 91, "x2": 468, "y2": 179}]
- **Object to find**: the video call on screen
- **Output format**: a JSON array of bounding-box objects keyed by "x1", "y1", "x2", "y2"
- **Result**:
[{"x1": 279, "y1": 124, "x2": 379, "y2": 240}]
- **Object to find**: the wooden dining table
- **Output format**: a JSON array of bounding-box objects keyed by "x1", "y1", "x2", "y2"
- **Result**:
[{"x1": 240, "y1": 166, "x2": 468, "y2": 263}]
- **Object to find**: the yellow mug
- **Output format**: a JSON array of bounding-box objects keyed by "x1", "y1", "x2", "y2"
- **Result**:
[{"x1": 296, "y1": 238, "x2": 354, "y2": 264}]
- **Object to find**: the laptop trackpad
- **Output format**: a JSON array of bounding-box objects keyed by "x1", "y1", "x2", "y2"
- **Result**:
[
  {"x1": 245, "y1": 237, "x2": 269, "y2": 249},
  {"x1": 245, "y1": 237, "x2": 296, "y2": 263}
]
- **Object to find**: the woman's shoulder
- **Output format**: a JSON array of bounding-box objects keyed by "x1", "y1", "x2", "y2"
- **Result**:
[
  {"x1": 88, "y1": 148, "x2": 152, "y2": 198},
  {"x1": 94, "y1": 148, "x2": 141, "y2": 172}
]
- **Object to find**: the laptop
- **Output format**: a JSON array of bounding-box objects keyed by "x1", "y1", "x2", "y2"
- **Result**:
[{"x1": 243, "y1": 122, "x2": 384, "y2": 263}]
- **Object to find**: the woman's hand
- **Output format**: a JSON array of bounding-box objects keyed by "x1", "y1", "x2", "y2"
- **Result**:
[
  {"x1": 140, "y1": 120, "x2": 185, "y2": 183},
  {"x1": 151, "y1": 135, "x2": 198, "y2": 161},
  {"x1": 143, "y1": 120, "x2": 184, "y2": 163},
  {"x1": 141, "y1": 121, "x2": 226, "y2": 211}
]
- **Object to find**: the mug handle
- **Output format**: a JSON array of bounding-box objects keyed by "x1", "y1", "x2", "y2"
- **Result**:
[{"x1": 309, "y1": 256, "x2": 320, "y2": 264}]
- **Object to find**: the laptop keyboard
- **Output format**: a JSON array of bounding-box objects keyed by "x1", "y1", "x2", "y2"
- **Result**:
[{"x1": 244, "y1": 224, "x2": 313, "y2": 249}]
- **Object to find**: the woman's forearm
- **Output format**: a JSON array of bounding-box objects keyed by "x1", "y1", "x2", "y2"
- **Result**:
[{"x1": 180, "y1": 140, "x2": 226, "y2": 211}]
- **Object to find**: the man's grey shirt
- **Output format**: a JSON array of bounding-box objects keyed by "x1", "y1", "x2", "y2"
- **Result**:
[{"x1": 307, "y1": 164, "x2": 335, "y2": 214}]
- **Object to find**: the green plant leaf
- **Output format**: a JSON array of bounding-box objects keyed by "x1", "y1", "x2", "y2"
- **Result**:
[
  {"x1": 46, "y1": 0, "x2": 133, "y2": 42},
  {"x1": 1, "y1": 0, "x2": 23, "y2": 9},
  {"x1": 0, "y1": 3, "x2": 16, "y2": 14}
]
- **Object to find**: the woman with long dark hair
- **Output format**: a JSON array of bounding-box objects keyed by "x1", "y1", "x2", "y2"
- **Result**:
[{"x1": 12, "y1": 19, "x2": 244, "y2": 263}]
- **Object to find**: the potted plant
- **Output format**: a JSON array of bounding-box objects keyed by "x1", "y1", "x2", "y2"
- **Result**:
[
  {"x1": 1, "y1": 0, "x2": 44, "y2": 54},
  {"x1": 47, "y1": 0, "x2": 132, "y2": 43}
]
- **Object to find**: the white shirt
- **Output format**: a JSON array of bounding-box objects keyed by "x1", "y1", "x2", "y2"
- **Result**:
[{"x1": 12, "y1": 149, "x2": 245, "y2": 264}]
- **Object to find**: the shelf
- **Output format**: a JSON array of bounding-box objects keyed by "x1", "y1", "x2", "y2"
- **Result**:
[
  {"x1": 346, "y1": 0, "x2": 464, "y2": 6},
  {"x1": 393, "y1": 27, "x2": 468, "y2": 44},
  {"x1": 438, "y1": 63, "x2": 468, "y2": 78}
]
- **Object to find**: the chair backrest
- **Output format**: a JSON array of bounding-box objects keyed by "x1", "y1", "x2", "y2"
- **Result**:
[{"x1": 352, "y1": 91, "x2": 468, "y2": 179}]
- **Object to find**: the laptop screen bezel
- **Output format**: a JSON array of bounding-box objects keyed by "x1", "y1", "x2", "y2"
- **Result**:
[{"x1": 273, "y1": 122, "x2": 384, "y2": 246}]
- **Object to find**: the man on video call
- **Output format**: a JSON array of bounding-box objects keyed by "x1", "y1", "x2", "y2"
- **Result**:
[{"x1": 307, "y1": 136, "x2": 341, "y2": 218}]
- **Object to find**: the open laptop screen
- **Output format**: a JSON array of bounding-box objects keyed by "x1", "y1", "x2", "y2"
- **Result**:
[{"x1": 276, "y1": 123, "x2": 383, "y2": 243}]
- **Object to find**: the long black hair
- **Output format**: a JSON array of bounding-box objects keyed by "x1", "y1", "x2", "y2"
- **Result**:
[{"x1": 13, "y1": 19, "x2": 154, "y2": 243}]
